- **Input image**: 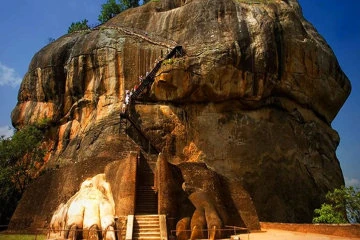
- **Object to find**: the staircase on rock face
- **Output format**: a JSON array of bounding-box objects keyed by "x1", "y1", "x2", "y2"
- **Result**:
[
  {"x1": 133, "y1": 215, "x2": 162, "y2": 240},
  {"x1": 130, "y1": 45, "x2": 183, "y2": 100},
  {"x1": 119, "y1": 45, "x2": 183, "y2": 238},
  {"x1": 136, "y1": 185, "x2": 158, "y2": 214},
  {"x1": 119, "y1": 45, "x2": 183, "y2": 149},
  {"x1": 136, "y1": 154, "x2": 158, "y2": 214},
  {"x1": 132, "y1": 154, "x2": 164, "y2": 239}
]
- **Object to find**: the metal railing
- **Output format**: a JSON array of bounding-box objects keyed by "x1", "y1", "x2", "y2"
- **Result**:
[{"x1": 44, "y1": 227, "x2": 126, "y2": 240}]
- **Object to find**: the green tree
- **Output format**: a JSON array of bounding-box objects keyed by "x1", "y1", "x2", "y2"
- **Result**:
[
  {"x1": 123, "y1": 0, "x2": 140, "y2": 8},
  {"x1": 98, "y1": 0, "x2": 140, "y2": 23},
  {"x1": 98, "y1": 0, "x2": 123, "y2": 23},
  {"x1": 0, "y1": 125, "x2": 45, "y2": 224},
  {"x1": 68, "y1": 19, "x2": 90, "y2": 33},
  {"x1": 313, "y1": 186, "x2": 360, "y2": 223}
]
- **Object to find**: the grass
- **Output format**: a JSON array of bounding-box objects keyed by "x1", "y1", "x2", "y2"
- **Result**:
[{"x1": 0, "y1": 234, "x2": 46, "y2": 240}]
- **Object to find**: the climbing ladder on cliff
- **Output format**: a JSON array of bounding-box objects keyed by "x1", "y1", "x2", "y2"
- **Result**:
[{"x1": 130, "y1": 45, "x2": 183, "y2": 100}]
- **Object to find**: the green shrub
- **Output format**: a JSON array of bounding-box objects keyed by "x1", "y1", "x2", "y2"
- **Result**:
[
  {"x1": 313, "y1": 186, "x2": 360, "y2": 223},
  {"x1": 313, "y1": 203, "x2": 347, "y2": 223}
]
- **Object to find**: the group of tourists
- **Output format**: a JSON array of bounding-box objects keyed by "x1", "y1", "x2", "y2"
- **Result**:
[
  {"x1": 121, "y1": 72, "x2": 148, "y2": 114},
  {"x1": 120, "y1": 47, "x2": 176, "y2": 116}
]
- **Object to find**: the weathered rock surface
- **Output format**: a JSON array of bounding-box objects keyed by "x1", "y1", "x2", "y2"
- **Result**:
[{"x1": 10, "y1": 0, "x2": 351, "y2": 233}]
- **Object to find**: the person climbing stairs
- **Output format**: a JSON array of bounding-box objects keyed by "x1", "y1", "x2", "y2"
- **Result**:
[{"x1": 130, "y1": 45, "x2": 183, "y2": 100}]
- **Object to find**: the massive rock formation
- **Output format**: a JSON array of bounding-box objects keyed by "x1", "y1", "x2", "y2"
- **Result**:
[{"x1": 9, "y1": 0, "x2": 351, "y2": 236}]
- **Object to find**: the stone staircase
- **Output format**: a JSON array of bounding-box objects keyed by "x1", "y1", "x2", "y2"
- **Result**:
[
  {"x1": 133, "y1": 215, "x2": 162, "y2": 240},
  {"x1": 136, "y1": 185, "x2": 158, "y2": 214},
  {"x1": 130, "y1": 154, "x2": 165, "y2": 239},
  {"x1": 136, "y1": 153, "x2": 158, "y2": 214}
]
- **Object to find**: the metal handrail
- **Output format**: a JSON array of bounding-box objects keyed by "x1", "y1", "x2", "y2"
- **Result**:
[{"x1": 41, "y1": 225, "x2": 127, "y2": 240}]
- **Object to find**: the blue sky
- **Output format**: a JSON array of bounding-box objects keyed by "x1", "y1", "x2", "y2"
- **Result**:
[{"x1": 0, "y1": 0, "x2": 359, "y2": 187}]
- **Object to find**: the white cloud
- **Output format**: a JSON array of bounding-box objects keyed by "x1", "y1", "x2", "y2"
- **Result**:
[
  {"x1": 0, "y1": 62, "x2": 22, "y2": 87},
  {"x1": 345, "y1": 177, "x2": 360, "y2": 188},
  {"x1": 0, "y1": 125, "x2": 14, "y2": 138}
]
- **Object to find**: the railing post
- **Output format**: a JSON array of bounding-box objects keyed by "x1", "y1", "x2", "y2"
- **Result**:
[
  {"x1": 125, "y1": 215, "x2": 134, "y2": 240},
  {"x1": 159, "y1": 214, "x2": 168, "y2": 240}
]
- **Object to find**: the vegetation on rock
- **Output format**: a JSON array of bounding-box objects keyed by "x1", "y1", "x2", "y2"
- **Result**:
[
  {"x1": 98, "y1": 0, "x2": 145, "y2": 23},
  {"x1": 67, "y1": 19, "x2": 90, "y2": 33},
  {"x1": 68, "y1": 0, "x2": 150, "y2": 31},
  {"x1": 313, "y1": 186, "x2": 360, "y2": 223},
  {"x1": 0, "y1": 125, "x2": 45, "y2": 225},
  {"x1": 98, "y1": 0, "x2": 123, "y2": 23}
]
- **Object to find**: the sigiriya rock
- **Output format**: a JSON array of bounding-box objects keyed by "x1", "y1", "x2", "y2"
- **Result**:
[{"x1": 8, "y1": 0, "x2": 351, "y2": 239}]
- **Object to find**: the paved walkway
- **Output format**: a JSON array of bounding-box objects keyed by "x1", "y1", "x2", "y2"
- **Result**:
[{"x1": 237, "y1": 229, "x2": 360, "y2": 240}]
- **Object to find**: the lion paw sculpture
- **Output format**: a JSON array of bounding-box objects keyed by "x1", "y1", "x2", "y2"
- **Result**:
[{"x1": 49, "y1": 174, "x2": 116, "y2": 240}]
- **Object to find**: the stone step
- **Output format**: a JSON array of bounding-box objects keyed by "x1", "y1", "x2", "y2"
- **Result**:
[
  {"x1": 134, "y1": 224, "x2": 160, "y2": 228},
  {"x1": 135, "y1": 217, "x2": 159, "y2": 221},
  {"x1": 136, "y1": 197, "x2": 157, "y2": 202},
  {"x1": 136, "y1": 199, "x2": 157, "y2": 203},
  {"x1": 136, "y1": 197, "x2": 157, "y2": 201},
  {"x1": 133, "y1": 215, "x2": 161, "y2": 240},
  {"x1": 136, "y1": 201, "x2": 156, "y2": 204},
  {"x1": 136, "y1": 194, "x2": 157, "y2": 197},
  {"x1": 136, "y1": 191, "x2": 156, "y2": 194},
  {"x1": 134, "y1": 219, "x2": 159, "y2": 224},
  {"x1": 132, "y1": 238, "x2": 161, "y2": 240},
  {"x1": 135, "y1": 210, "x2": 158, "y2": 214},
  {"x1": 137, "y1": 186, "x2": 156, "y2": 189},
  {"x1": 136, "y1": 189, "x2": 156, "y2": 193},
  {"x1": 137, "y1": 201, "x2": 156, "y2": 204},
  {"x1": 135, "y1": 208, "x2": 157, "y2": 214},
  {"x1": 136, "y1": 190, "x2": 157, "y2": 194},
  {"x1": 136, "y1": 190, "x2": 156, "y2": 193},
  {"x1": 137, "y1": 187, "x2": 155, "y2": 193},
  {"x1": 135, "y1": 215, "x2": 158, "y2": 217},
  {"x1": 136, "y1": 201, "x2": 157, "y2": 205},
  {"x1": 133, "y1": 236, "x2": 162, "y2": 240},
  {"x1": 133, "y1": 230, "x2": 160, "y2": 234},
  {"x1": 133, "y1": 232, "x2": 161, "y2": 238},
  {"x1": 136, "y1": 206, "x2": 157, "y2": 209},
  {"x1": 135, "y1": 215, "x2": 159, "y2": 220},
  {"x1": 136, "y1": 198, "x2": 157, "y2": 201},
  {"x1": 136, "y1": 196, "x2": 157, "y2": 199},
  {"x1": 137, "y1": 187, "x2": 156, "y2": 190},
  {"x1": 133, "y1": 229, "x2": 161, "y2": 234}
]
